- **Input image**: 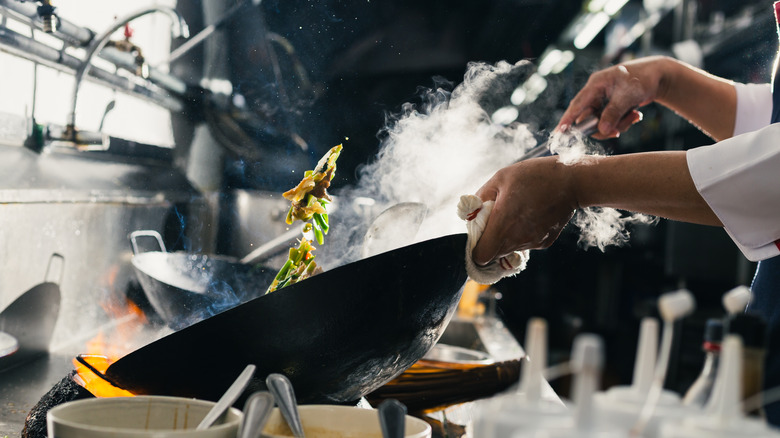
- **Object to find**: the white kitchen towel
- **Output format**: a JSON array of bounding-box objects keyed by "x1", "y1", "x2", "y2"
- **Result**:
[{"x1": 457, "y1": 194, "x2": 529, "y2": 284}]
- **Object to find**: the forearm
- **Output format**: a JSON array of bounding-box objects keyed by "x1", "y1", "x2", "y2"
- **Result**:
[
  {"x1": 569, "y1": 151, "x2": 723, "y2": 226},
  {"x1": 653, "y1": 57, "x2": 737, "y2": 141}
]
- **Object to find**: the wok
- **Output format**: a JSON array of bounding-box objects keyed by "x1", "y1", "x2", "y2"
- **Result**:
[
  {"x1": 129, "y1": 231, "x2": 277, "y2": 330},
  {"x1": 106, "y1": 233, "x2": 468, "y2": 404}
]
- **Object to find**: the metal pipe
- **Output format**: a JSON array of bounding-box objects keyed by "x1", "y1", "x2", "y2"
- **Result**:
[
  {"x1": 0, "y1": 0, "x2": 93, "y2": 46},
  {"x1": 160, "y1": 0, "x2": 247, "y2": 67},
  {"x1": 67, "y1": 6, "x2": 190, "y2": 137},
  {"x1": 100, "y1": 47, "x2": 188, "y2": 95},
  {"x1": 0, "y1": 2, "x2": 190, "y2": 100},
  {"x1": 0, "y1": 25, "x2": 182, "y2": 112}
]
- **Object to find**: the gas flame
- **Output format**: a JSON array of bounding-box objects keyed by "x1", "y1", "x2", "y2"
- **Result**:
[
  {"x1": 73, "y1": 281, "x2": 150, "y2": 397},
  {"x1": 73, "y1": 354, "x2": 134, "y2": 397}
]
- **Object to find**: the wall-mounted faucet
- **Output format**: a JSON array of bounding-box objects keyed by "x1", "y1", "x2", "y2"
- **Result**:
[
  {"x1": 64, "y1": 6, "x2": 189, "y2": 144},
  {"x1": 34, "y1": 0, "x2": 57, "y2": 33}
]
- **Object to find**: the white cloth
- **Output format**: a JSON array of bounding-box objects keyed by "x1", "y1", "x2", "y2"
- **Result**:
[
  {"x1": 457, "y1": 194, "x2": 529, "y2": 284},
  {"x1": 686, "y1": 82, "x2": 780, "y2": 261}
]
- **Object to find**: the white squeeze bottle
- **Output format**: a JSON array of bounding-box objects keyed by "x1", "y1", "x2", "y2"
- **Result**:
[
  {"x1": 659, "y1": 334, "x2": 780, "y2": 438},
  {"x1": 510, "y1": 334, "x2": 628, "y2": 438},
  {"x1": 595, "y1": 290, "x2": 698, "y2": 438},
  {"x1": 471, "y1": 318, "x2": 568, "y2": 438}
]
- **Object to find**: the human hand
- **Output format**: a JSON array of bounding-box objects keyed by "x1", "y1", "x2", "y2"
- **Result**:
[
  {"x1": 556, "y1": 56, "x2": 673, "y2": 139},
  {"x1": 471, "y1": 156, "x2": 578, "y2": 265}
]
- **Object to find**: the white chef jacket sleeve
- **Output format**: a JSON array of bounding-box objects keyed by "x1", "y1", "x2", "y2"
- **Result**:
[
  {"x1": 687, "y1": 82, "x2": 780, "y2": 261},
  {"x1": 733, "y1": 83, "x2": 772, "y2": 135}
]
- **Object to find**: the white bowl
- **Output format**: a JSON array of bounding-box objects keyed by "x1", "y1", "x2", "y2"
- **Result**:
[
  {"x1": 47, "y1": 396, "x2": 242, "y2": 438},
  {"x1": 261, "y1": 404, "x2": 431, "y2": 438}
]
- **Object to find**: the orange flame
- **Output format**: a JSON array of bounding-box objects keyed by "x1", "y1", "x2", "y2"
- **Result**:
[
  {"x1": 72, "y1": 354, "x2": 134, "y2": 397},
  {"x1": 74, "y1": 270, "x2": 149, "y2": 397}
]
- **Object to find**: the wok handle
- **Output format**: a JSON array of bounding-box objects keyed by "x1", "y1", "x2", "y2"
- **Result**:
[
  {"x1": 129, "y1": 230, "x2": 167, "y2": 255},
  {"x1": 44, "y1": 253, "x2": 65, "y2": 286}
]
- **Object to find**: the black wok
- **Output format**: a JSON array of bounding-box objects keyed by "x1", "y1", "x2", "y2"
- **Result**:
[
  {"x1": 129, "y1": 230, "x2": 277, "y2": 330},
  {"x1": 106, "y1": 233, "x2": 468, "y2": 404}
]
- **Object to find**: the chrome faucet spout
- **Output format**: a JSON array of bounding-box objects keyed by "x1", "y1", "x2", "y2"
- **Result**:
[{"x1": 66, "y1": 7, "x2": 189, "y2": 140}]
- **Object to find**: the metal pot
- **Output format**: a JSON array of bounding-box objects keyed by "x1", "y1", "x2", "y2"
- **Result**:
[
  {"x1": 130, "y1": 230, "x2": 277, "y2": 330},
  {"x1": 106, "y1": 233, "x2": 468, "y2": 404}
]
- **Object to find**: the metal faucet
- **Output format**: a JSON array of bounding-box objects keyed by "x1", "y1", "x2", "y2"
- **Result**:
[
  {"x1": 35, "y1": 0, "x2": 57, "y2": 33},
  {"x1": 65, "y1": 6, "x2": 189, "y2": 143}
]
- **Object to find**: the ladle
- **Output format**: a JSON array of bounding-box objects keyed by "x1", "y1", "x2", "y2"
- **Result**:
[
  {"x1": 362, "y1": 202, "x2": 428, "y2": 258},
  {"x1": 238, "y1": 391, "x2": 275, "y2": 438},
  {"x1": 266, "y1": 373, "x2": 305, "y2": 437},
  {"x1": 378, "y1": 399, "x2": 407, "y2": 438},
  {"x1": 197, "y1": 364, "x2": 256, "y2": 430}
]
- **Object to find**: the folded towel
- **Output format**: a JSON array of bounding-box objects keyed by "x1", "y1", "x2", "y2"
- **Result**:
[{"x1": 457, "y1": 194, "x2": 529, "y2": 285}]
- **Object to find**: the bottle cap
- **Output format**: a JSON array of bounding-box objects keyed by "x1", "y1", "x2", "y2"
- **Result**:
[
  {"x1": 722, "y1": 286, "x2": 751, "y2": 315},
  {"x1": 658, "y1": 289, "x2": 695, "y2": 322},
  {"x1": 703, "y1": 318, "x2": 724, "y2": 345}
]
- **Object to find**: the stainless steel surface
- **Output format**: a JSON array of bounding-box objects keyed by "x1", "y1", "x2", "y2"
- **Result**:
[
  {"x1": 0, "y1": 331, "x2": 18, "y2": 357},
  {"x1": 0, "y1": 260, "x2": 62, "y2": 373},
  {"x1": 0, "y1": 24, "x2": 183, "y2": 113},
  {"x1": 422, "y1": 344, "x2": 494, "y2": 366},
  {"x1": 238, "y1": 391, "x2": 275, "y2": 438},
  {"x1": 378, "y1": 399, "x2": 406, "y2": 438},
  {"x1": 222, "y1": 189, "x2": 299, "y2": 267},
  {"x1": 197, "y1": 364, "x2": 256, "y2": 430},
  {"x1": 0, "y1": 0, "x2": 188, "y2": 99},
  {"x1": 239, "y1": 228, "x2": 303, "y2": 265},
  {"x1": 0, "y1": 353, "x2": 77, "y2": 437},
  {"x1": 266, "y1": 373, "x2": 305, "y2": 438},
  {"x1": 362, "y1": 202, "x2": 428, "y2": 258},
  {"x1": 0, "y1": 144, "x2": 211, "y2": 354},
  {"x1": 438, "y1": 317, "x2": 525, "y2": 363},
  {"x1": 66, "y1": 6, "x2": 189, "y2": 135},
  {"x1": 0, "y1": 0, "x2": 94, "y2": 46}
]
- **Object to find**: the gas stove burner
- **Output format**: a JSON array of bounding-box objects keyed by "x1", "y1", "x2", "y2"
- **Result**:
[{"x1": 22, "y1": 372, "x2": 94, "y2": 438}]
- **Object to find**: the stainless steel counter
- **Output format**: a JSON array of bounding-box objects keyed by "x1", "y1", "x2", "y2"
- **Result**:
[{"x1": 0, "y1": 353, "x2": 77, "y2": 437}]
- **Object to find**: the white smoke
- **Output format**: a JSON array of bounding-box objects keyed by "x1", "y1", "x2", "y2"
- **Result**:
[
  {"x1": 547, "y1": 128, "x2": 658, "y2": 250},
  {"x1": 324, "y1": 59, "x2": 655, "y2": 266},
  {"x1": 349, "y1": 60, "x2": 538, "y2": 246}
]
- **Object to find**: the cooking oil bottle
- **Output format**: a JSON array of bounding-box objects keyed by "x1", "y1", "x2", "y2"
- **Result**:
[{"x1": 683, "y1": 318, "x2": 724, "y2": 408}]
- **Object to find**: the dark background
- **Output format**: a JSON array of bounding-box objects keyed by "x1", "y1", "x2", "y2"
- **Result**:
[{"x1": 177, "y1": 0, "x2": 777, "y2": 397}]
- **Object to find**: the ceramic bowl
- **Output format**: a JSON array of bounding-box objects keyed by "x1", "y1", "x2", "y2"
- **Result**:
[
  {"x1": 47, "y1": 396, "x2": 242, "y2": 438},
  {"x1": 261, "y1": 404, "x2": 431, "y2": 438}
]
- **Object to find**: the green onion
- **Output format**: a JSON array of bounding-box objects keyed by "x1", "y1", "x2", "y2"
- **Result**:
[
  {"x1": 312, "y1": 222, "x2": 324, "y2": 245},
  {"x1": 274, "y1": 260, "x2": 293, "y2": 281},
  {"x1": 313, "y1": 213, "x2": 329, "y2": 234}
]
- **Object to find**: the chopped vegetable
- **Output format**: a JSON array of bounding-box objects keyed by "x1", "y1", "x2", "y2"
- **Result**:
[
  {"x1": 266, "y1": 238, "x2": 321, "y2": 293},
  {"x1": 266, "y1": 144, "x2": 343, "y2": 293},
  {"x1": 283, "y1": 144, "x2": 341, "y2": 226}
]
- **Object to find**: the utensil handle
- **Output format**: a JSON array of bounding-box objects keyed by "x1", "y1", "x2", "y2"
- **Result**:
[
  {"x1": 266, "y1": 373, "x2": 305, "y2": 437},
  {"x1": 196, "y1": 364, "x2": 256, "y2": 430},
  {"x1": 378, "y1": 399, "x2": 407, "y2": 438},
  {"x1": 129, "y1": 230, "x2": 167, "y2": 254},
  {"x1": 515, "y1": 116, "x2": 599, "y2": 162},
  {"x1": 238, "y1": 391, "x2": 275, "y2": 438},
  {"x1": 239, "y1": 227, "x2": 302, "y2": 265},
  {"x1": 44, "y1": 252, "x2": 65, "y2": 285}
]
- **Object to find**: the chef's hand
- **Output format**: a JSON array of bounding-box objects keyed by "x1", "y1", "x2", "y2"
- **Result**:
[
  {"x1": 556, "y1": 56, "x2": 671, "y2": 139},
  {"x1": 472, "y1": 156, "x2": 578, "y2": 266}
]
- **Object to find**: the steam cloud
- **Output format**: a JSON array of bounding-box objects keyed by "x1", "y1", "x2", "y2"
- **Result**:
[
  {"x1": 547, "y1": 129, "x2": 658, "y2": 250},
  {"x1": 323, "y1": 59, "x2": 655, "y2": 267}
]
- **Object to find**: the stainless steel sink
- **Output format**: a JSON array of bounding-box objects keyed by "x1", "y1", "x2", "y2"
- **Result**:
[
  {"x1": 437, "y1": 318, "x2": 488, "y2": 352},
  {"x1": 436, "y1": 317, "x2": 524, "y2": 362}
]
